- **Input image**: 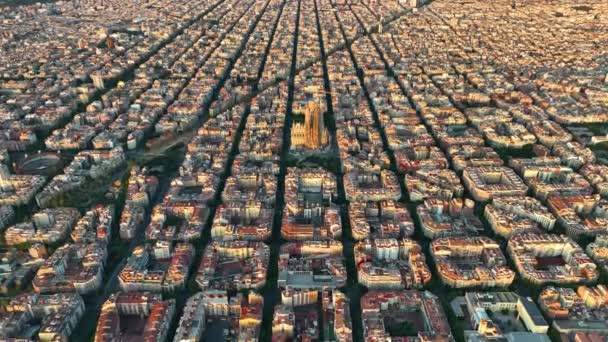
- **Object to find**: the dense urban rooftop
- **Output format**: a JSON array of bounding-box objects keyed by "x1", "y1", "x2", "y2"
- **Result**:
[{"x1": 1, "y1": 0, "x2": 608, "y2": 341}]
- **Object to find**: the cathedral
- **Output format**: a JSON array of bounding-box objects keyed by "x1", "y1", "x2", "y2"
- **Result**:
[{"x1": 291, "y1": 100, "x2": 329, "y2": 150}]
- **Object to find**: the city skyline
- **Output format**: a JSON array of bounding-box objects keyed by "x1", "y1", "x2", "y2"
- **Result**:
[{"x1": 1, "y1": 0, "x2": 608, "y2": 341}]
